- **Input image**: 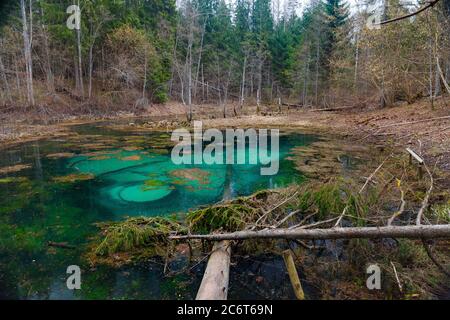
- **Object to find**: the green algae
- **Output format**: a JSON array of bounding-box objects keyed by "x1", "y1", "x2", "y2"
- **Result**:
[
  {"x1": 0, "y1": 129, "x2": 319, "y2": 298},
  {"x1": 169, "y1": 168, "x2": 210, "y2": 185},
  {"x1": 88, "y1": 217, "x2": 186, "y2": 266},
  {"x1": 0, "y1": 177, "x2": 29, "y2": 184}
]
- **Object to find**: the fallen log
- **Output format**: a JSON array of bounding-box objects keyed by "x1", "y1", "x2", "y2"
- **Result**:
[
  {"x1": 310, "y1": 105, "x2": 358, "y2": 112},
  {"x1": 282, "y1": 102, "x2": 302, "y2": 108},
  {"x1": 170, "y1": 224, "x2": 450, "y2": 241},
  {"x1": 196, "y1": 240, "x2": 231, "y2": 300}
]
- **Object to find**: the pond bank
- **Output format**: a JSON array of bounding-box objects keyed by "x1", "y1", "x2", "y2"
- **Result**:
[{"x1": 2, "y1": 97, "x2": 448, "y2": 173}]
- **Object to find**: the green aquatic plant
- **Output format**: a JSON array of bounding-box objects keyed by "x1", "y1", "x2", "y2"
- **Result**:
[
  {"x1": 169, "y1": 168, "x2": 210, "y2": 185},
  {"x1": 52, "y1": 173, "x2": 95, "y2": 183},
  {"x1": 142, "y1": 179, "x2": 166, "y2": 191},
  {"x1": 0, "y1": 177, "x2": 29, "y2": 184},
  {"x1": 186, "y1": 187, "x2": 297, "y2": 234},
  {"x1": 187, "y1": 202, "x2": 256, "y2": 234},
  {"x1": 94, "y1": 217, "x2": 186, "y2": 257}
]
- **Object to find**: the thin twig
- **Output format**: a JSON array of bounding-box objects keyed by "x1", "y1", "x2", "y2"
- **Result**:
[
  {"x1": 388, "y1": 179, "x2": 406, "y2": 226},
  {"x1": 250, "y1": 191, "x2": 299, "y2": 230},
  {"x1": 416, "y1": 162, "x2": 434, "y2": 225},
  {"x1": 274, "y1": 209, "x2": 301, "y2": 228},
  {"x1": 390, "y1": 261, "x2": 403, "y2": 292}
]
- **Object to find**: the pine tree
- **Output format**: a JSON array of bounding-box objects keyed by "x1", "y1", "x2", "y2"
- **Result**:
[{"x1": 321, "y1": 0, "x2": 349, "y2": 82}]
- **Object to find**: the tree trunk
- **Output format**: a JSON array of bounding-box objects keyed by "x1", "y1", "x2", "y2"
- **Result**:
[
  {"x1": 196, "y1": 241, "x2": 231, "y2": 300},
  {"x1": 315, "y1": 39, "x2": 320, "y2": 106},
  {"x1": 20, "y1": 0, "x2": 35, "y2": 106},
  {"x1": 354, "y1": 32, "x2": 359, "y2": 95},
  {"x1": 142, "y1": 47, "x2": 147, "y2": 100},
  {"x1": 88, "y1": 44, "x2": 93, "y2": 99},
  {"x1": 239, "y1": 54, "x2": 247, "y2": 113},
  {"x1": 0, "y1": 54, "x2": 12, "y2": 104},
  {"x1": 76, "y1": 0, "x2": 84, "y2": 97},
  {"x1": 256, "y1": 50, "x2": 263, "y2": 114},
  {"x1": 429, "y1": 37, "x2": 434, "y2": 109},
  {"x1": 40, "y1": 4, "x2": 54, "y2": 93},
  {"x1": 302, "y1": 46, "x2": 310, "y2": 106},
  {"x1": 193, "y1": 18, "x2": 206, "y2": 101}
]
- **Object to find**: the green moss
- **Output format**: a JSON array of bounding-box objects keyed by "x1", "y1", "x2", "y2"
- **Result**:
[
  {"x1": 52, "y1": 173, "x2": 95, "y2": 183},
  {"x1": 142, "y1": 179, "x2": 166, "y2": 191},
  {"x1": 186, "y1": 204, "x2": 252, "y2": 234},
  {"x1": 93, "y1": 217, "x2": 186, "y2": 257},
  {"x1": 0, "y1": 177, "x2": 29, "y2": 184}
]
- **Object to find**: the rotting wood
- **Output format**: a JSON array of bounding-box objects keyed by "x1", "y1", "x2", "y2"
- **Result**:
[
  {"x1": 170, "y1": 224, "x2": 450, "y2": 241},
  {"x1": 282, "y1": 250, "x2": 305, "y2": 300},
  {"x1": 196, "y1": 240, "x2": 231, "y2": 300}
]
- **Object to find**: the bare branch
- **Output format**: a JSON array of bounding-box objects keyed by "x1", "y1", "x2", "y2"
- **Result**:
[
  {"x1": 169, "y1": 224, "x2": 450, "y2": 241},
  {"x1": 378, "y1": 0, "x2": 441, "y2": 26}
]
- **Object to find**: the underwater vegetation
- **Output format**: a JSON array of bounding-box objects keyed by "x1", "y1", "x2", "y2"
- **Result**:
[
  {"x1": 52, "y1": 173, "x2": 95, "y2": 183},
  {"x1": 0, "y1": 164, "x2": 32, "y2": 175}
]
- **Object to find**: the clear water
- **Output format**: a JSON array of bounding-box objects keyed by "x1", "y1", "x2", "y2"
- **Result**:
[{"x1": 0, "y1": 124, "x2": 317, "y2": 299}]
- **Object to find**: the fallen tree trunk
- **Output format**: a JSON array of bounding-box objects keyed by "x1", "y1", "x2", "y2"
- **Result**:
[
  {"x1": 282, "y1": 102, "x2": 302, "y2": 108},
  {"x1": 196, "y1": 240, "x2": 231, "y2": 300},
  {"x1": 310, "y1": 105, "x2": 358, "y2": 112},
  {"x1": 171, "y1": 224, "x2": 450, "y2": 241}
]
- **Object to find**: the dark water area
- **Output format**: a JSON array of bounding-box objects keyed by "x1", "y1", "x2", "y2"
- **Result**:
[{"x1": 0, "y1": 123, "x2": 327, "y2": 299}]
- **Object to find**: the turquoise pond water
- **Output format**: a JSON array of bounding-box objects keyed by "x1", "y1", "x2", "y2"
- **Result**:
[{"x1": 0, "y1": 124, "x2": 319, "y2": 299}]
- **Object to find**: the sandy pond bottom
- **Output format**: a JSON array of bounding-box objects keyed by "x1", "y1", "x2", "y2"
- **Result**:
[{"x1": 0, "y1": 123, "x2": 364, "y2": 299}]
